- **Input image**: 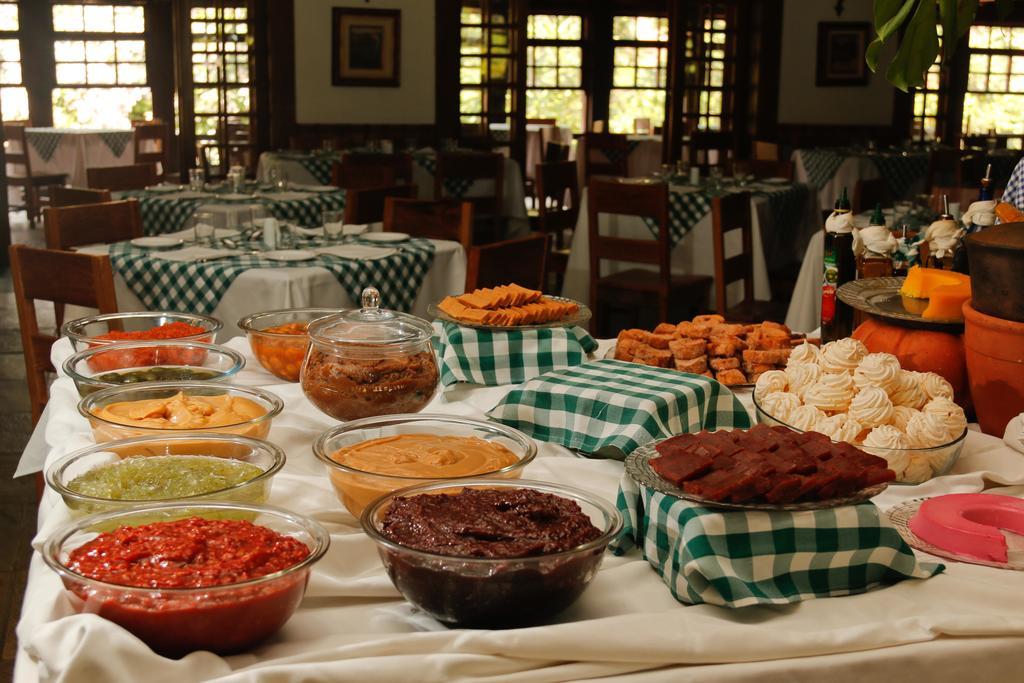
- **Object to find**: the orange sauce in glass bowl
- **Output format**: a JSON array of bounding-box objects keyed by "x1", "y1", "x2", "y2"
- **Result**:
[{"x1": 250, "y1": 322, "x2": 309, "y2": 382}]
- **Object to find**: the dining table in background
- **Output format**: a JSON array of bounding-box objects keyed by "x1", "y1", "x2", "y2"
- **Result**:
[
  {"x1": 575, "y1": 134, "x2": 664, "y2": 184},
  {"x1": 23, "y1": 127, "x2": 135, "y2": 187},
  {"x1": 793, "y1": 147, "x2": 930, "y2": 211}
]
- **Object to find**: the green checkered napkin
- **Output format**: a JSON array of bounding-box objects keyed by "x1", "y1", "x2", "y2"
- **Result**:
[
  {"x1": 610, "y1": 474, "x2": 942, "y2": 607},
  {"x1": 486, "y1": 359, "x2": 751, "y2": 458},
  {"x1": 432, "y1": 322, "x2": 597, "y2": 387}
]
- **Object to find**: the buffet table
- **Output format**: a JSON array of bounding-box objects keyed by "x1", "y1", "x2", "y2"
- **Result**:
[
  {"x1": 24, "y1": 127, "x2": 135, "y2": 187},
  {"x1": 14, "y1": 335, "x2": 1024, "y2": 682}
]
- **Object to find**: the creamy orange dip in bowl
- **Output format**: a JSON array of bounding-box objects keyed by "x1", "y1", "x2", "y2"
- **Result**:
[
  {"x1": 313, "y1": 414, "x2": 537, "y2": 518},
  {"x1": 80, "y1": 382, "x2": 283, "y2": 442}
]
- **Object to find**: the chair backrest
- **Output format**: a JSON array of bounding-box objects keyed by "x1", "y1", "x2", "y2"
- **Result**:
[
  {"x1": 634, "y1": 118, "x2": 652, "y2": 134},
  {"x1": 686, "y1": 131, "x2": 734, "y2": 173},
  {"x1": 3, "y1": 122, "x2": 31, "y2": 175},
  {"x1": 44, "y1": 199, "x2": 143, "y2": 250},
  {"x1": 9, "y1": 244, "x2": 118, "y2": 423},
  {"x1": 731, "y1": 159, "x2": 794, "y2": 180},
  {"x1": 753, "y1": 140, "x2": 780, "y2": 161},
  {"x1": 926, "y1": 148, "x2": 964, "y2": 191},
  {"x1": 86, "y1": 163, "x2": 158, "y2": 191},
  {"x1": 544, "y1": 141, "x2": 570, "y2": 162},
  {"x1": 535, "y1": 160, "x2": 579, "y2": 249},
  {"x1": 344, "y1": 184, "x2": 417, "y2": 224},
  {"x1": 852, "y1": 178, "x2": 893, "y2": 214},
  {"x1": 331, "y1": 160, "x2": 400, "y2": 190},
  {"x1": 581, "y1": 133, "x2": 629, "y2": 180},
  {"x1": 132, "y1": 120, "x2": 168, "y2": 172},
  {"x1": 342, "y1": 153, "x2": 414, "y2": 183},
  {"x1": 711, "y1": 192, "x2": 755, "y2": 314},
  {"x1": 49, "y1": 186, "x2": 112, "y2": 208},
  {"x1": 929, "y1": 185, "x2": 988, "y2": 215},
  {"x1": 383, "y1": 197, "x2": 474, "y2": 249},
  {"x1": 434, "y1": 152, "x2": 504, "y2": 215},
  {"x1": 466, "y1": 233, "x2": 550, "y2": 292}
]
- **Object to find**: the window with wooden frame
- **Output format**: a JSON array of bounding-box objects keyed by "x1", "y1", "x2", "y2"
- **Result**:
[
  {"x1": 525, "y1": 14, "x2": 584, "y2": 133},
  {"x1": 608, "y1": 15, "x2": 669, "y2": 134},
  {"x1": 188, "y1": 2, "x2": 254, "y2": 171},
  {"x1": 458, "y1": 0, "x2": 523, "y2": 139},
  {"x1": 908, "y1": 25, "x2": 945, "y2": 143},
  {"x1": 0, "y1": 1, "x2": 27, "y2": 122},
  {"x1": 50, "y1": 1, "x2": 152, "y2": 128},
  {"x1": 678, "y1": 3, "x2": 737, "y2": 134},
  {"x1": 962, "y1": 24, "x2": 1024, "y2": 149}
]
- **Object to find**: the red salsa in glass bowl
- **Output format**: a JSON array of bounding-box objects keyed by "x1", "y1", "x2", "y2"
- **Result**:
[
  {"x1": 43, "y1": 502, "x2": 329, "y2": 657},
  {"x1": 62, "y1": 312, "x2": 223, "y2": 372}
]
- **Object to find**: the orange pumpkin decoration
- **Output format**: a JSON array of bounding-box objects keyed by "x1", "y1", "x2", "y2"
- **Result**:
[{"x1": 852, "y1": 317, "x2": 971, "y2": 411}]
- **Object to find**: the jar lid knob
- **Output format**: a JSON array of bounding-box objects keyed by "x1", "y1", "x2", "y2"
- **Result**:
[{"x1": 361, "y1": 286, "x2": 381, "y2": 311}]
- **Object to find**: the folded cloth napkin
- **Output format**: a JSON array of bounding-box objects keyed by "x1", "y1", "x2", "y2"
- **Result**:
[
  {"x1": 256, "y1": 191, "x2": 316, "y2": 201},
  {"x1": 295, "y1": 224, "x2": 369, "y2": 237},
  {"x1": 610, "y1": 474, "x2": 942, "y2": 607},
  {"x1": 432, "y1": 322, "x2": 597, "y2": 387},
  {"x1": 315, "y1": 244, "x2": 397, "y2": 260},
  {"x1": 151, "y1": 246, "x2": 241, "y2": 262},
  {"x1": 486, "y1": 359, "x2": 751, "y2": 458},
  {"x1": 1004, "y1": 414, "x2": 1024, "y2": 455},
  {"x1": 165, "y1": 226, "x2": 240, "y2": 241}
]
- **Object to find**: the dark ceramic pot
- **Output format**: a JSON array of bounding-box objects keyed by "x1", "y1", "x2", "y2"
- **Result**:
[{"x1": 966, "y1": 223, "x2": 1024, "y2": 322}]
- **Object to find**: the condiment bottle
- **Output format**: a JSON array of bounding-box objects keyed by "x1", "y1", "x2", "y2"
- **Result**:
[{"x1": 821, "y1": 187, "x2": 855, "y2": 342}]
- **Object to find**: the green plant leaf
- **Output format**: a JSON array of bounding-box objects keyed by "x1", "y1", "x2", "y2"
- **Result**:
[
  {"x1": 886, "y1": 0, "x2": 940, "y2": 91},
  {"x1": 867, "y1": 0, "x2": 918, "y2": 71}
]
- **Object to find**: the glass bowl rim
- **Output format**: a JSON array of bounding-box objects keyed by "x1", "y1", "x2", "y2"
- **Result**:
[
  {"x1": 78, "y1": 381, "x2": 284, "y2": 433},
  {"x1": 237, "y1": 308, "x2": 342, "y2": 337},
  {"x1": 62, "y1": 311, "x2": 223, "y2": 346},
  {"x1": 312, "y1": 413, "x2": 538, "y2": 481},
  {"x1": 62, "y1": 340, "x2": 246, "y2": 386},
  {"x1": 45, "y1": 433, "x2": 286, "y2": 507},
  {"x1": 360, "y1": 477, "x2": 623, "y2": 563},
  {"x1": 42, "y1": 500, "x2": 331, "y2": 595}
]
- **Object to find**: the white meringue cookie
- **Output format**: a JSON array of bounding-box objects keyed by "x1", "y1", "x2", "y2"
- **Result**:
[
  {"x1": 802, "y1": 372, "x2": 857, "y2": 413},
  {"x1": 785, "y1": 362, "x2": 821, "y2": 397},
  {"x1": 759, "y1": 391, "x2": 802, "y2": 424},
  {"x1": 888, "y1": 405, "x2": 919, "y2": 431},
  {"x1": 905, "y1": 411, "x2": 951, "y2": 448},
  {"x1": 789, "y1": 404, "x2": 826, "y2": 431},
  {"x1": 787, "y1": 341, "x2": 823, "y2": 367},
  {"x1": 920, "y1": 372, "x2": 954, "y2": 401},
  {"x1": 820, "y1": 338, "x2": 868, "y2": 375},
  {"x1": 922, "y1": 397, "x2": 967, "y2": 441},
  {"x1": 853, "y1": 352, "x2": 902, "y2": 392},
  {"x1": 848, "y1": 386, "x2": 894, "y2": 428},
  {"x1": 901, "y1": 453, "x2": 935, "y2": 484},
  {"x1": 889, "y1": 371, "x2": 927, "y2": 409},
  {"x1": 814, "y1": 413, "x2": 863, "y2": 443},
  {"x1": 754, "y1": 370, "x2": 788, "y2": 400},
  {"x1": 863, "y1": 425, "x2": 910, "y2": 476}
]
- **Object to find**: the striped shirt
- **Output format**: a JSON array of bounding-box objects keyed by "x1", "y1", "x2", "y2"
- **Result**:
[{"x1": 1004, "y1": 156, "x2": 1024, "y2": 210}]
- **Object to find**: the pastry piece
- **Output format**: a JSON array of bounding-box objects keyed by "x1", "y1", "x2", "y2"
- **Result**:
[
  {"x1": 693, "y1": 314, "x2": 725, "y2": 326},
  {"x1": 710, "y1": 356, "x2": 741, "y2": 371},
  {"x1": 634, "y1": 345, "x2": 672, "y2": 368},
  {"x1": 715, "y1": 369, "x2": 747, "y2": 386},
  {"x1": 614, "y1": 337, "x2": 641, "y2": 361},
  {"x1": 708, "y1": 335, "x2": 746, "y2": 357},
  {"x1": 646, "y1": 333, "x2": 675, "y2": 350},
  {"x1": 654, "y1": 322, "x2": 679, "y2": 335},
  {"x1": 674, "y1": 356, "x2": 708, "y2": 374},
  {"x1": 676, "y1": 321, "x2": 710, "y2": 339},
  {"x1": 742, "y1": 348, "x2": 792, "y2": 365},
  {"x1": 669, "y1": 338, "x2": 706, "y2": 360}
]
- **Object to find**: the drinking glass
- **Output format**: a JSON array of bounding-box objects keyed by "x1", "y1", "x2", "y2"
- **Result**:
[
  {"x1": 277, "y1": 222, "x2": 295, "y2": 249},
  {"x1": 322, "y1": 210, "x2": 344, "y2": 243},
  {"x1": 268, "y1": 167, "x2": 288, "y2": 191},
  {"x1": 228, "y1": 165, "x2": 245, "y2": 193},
  {"x1": 188, "y1": 168, "x2": 205, "y2": 193},
  {"x1": 246, "y1": 206, "x2": 267, "y2": 237},
  {"x1": 192, "y1": 211, "x2": 217, "y2": 247},
  {"x1": 321, "y1": 138, "x2": 335, "y2": 154}
]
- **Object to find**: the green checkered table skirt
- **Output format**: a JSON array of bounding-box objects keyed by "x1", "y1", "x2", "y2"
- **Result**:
[
  {"x1": 432, "y1": 322, "x2": 598, "y2": 387},
  {"x1": 107, "y1": 238, "x2": 434, "y2": 315},
  {"x1": 610, "y1": 474, "x2": 942, "y2": 607},
  {"x1": 869, "y1": 153, "x2": 929, "y2": 200},
  {"x1": 486, "y1": 359, "x2": 751, "y2": 458},
  {"x1": 797, "y1": 149, "x2": 846, "y2": 189}
]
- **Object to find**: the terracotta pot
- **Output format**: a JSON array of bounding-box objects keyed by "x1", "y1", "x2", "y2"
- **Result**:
[{"x1": 963, "y1": 300, "x2": 1024, "y2": 437}]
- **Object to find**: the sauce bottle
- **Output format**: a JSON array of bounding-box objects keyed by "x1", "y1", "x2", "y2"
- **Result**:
[{"x1": 821, "y1": 187, "x2": 856, "y2": 342}]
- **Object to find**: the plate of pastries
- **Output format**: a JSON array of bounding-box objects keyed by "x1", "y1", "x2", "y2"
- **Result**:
[{"x1": 611, "y1": 315, "x2": 816, "y2": 386}]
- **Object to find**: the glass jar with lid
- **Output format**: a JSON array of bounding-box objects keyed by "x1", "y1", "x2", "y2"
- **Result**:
[{"x1": 300, "y1": 287, "x2": 439, "y2": 420}]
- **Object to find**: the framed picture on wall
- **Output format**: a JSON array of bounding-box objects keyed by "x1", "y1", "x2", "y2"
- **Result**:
[
  {"x1": 816, "y1": 22, "x2": 871, "y2": 87},
  {"x1": 331, "y1": 8, "x2": 401, "y2": 87}
]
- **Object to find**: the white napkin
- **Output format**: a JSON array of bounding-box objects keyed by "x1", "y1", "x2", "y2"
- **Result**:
[
  {"x1": 164, "y1": 226, "x2": 240, "y2": 241},
  {"x1": 1004, "y1": 414, "x2": 1024, "y2": 455},
  {"x1": 151, "y1": 246, "x2": 241, "y2": 262},
  {"x1": 315, "y1": 244, "x2": 397, "y2": 260},
  {"x1": 961, "y1": 200, "x2": 997, "y2": 229},
  {"x1": 144, "y1": 183, "x2": 182, "y2": 192},
  {"x1": 256, "y1": 191, "x2": 316, "y2": 201}
]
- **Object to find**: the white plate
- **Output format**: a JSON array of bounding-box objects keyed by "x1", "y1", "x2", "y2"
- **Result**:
[
  {"x1": 130, "y1": 236, "x2": 183, "y2": 249},
  {"x1": 262, "y1": 249, "x2": 318, "y2": 262},
  {"x1": 762, "y1": 177, "x2": 790, "y2": 184},
  {"x1": 145, "y1": 184, "x2": 182, "y2": 193},
  {"x1": 360, "y1": 232, "x2": 410, "y2": 243}
]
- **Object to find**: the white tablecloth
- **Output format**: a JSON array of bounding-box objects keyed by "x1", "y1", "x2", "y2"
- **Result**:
[
  {"x1": 15, "y1": 337, "x2": 1024, "y2": 681},
  {"x1": 793, "y1": 150, "x2": 881, "y2": 212},
  {"x1": 25, "y1": 128, "x2": 135, "y2": 187},
  {"x1": 561, "y1": 187, "x2": 773, "y2": 309}
]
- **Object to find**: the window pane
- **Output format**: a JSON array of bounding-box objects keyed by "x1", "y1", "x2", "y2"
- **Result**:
[
  {"x1": 557, "y1": 16, "x2": 582, "y2": 41},
  {"x1": 613, "y1": 66, "x2": 635, "y2": 87},
  {"x1": 533, "y1": 46, "x2": 556, "y2": 66},
  {"x1": 962, "y1": 93, "x2": 1024, "y2": 135},
  {"x1": 87, "y1": 62, "x2": 116, "y2": 84},
  {"x1": 118, "y1": 63, "x2": 146, "y2": 85},
  {"x1": 461, "y1": 27, "x2": 483, "y2": 54},
  {"x1": 225, "y1": 87, "x2": 250, "y2": 114},
  {"x1": 0, "y1": 38, "x2": 18, "y2": 62},
  {"x1": 526, "y1": 88, "x2": 584, "y2": 132},
  {"x1": 194, "y1": 87, "x2": 220, "y2": 114},
  {"x1": 636, "y1": 67, "x2": 659, "y2": 87},
  {"x1": 612, "y1": 16, "x2": 635, "y2": 41},
  {"x1": 86, "y1": 41, "x2": 116, "y2": 62},
  {"x1": 609, "y1": 88, "x2": 665, "y2": 133},
  {"x1": 52, "y1": 87, "x2": 151, "y2": 128},
  {"x1": 54, "y1": 40, "x2": 85, "y2": 62},
  {"x1": 55, "y1": 63, "x2": 86, "y2": 84},
  {"x1": 117, "y1": 41, "x2": 146, "y2": 63},
  {"x1": 83, "y1": 5, "x2": 114, "y2": 32},
  {"x1": 557, "y1": 67, "x2": 581, "y2": 88},
  {"x1": 988, "y1": 74, "x2": 1008, "y2": 92},
  {"x1": 989, "y1": 27, "x2": 1011, "y2": 49},
  {"x1": 969, "y1": 25, "x2": 990, "y2": 48},
  {"x1": 636, "y1": 17, "x2": 663, "y2": 41},
  {"x1": 460, "y1": 88, "x2": 483, "y2": 114},
  {"x1": 990, "y1": 55, "x2": 1010, "y2": 74},
  {"x1": 534, "y1": 66, "x2": 556, "y2": 87},
  {"x1": 559, "y1": 47, "x2": 582, "y2": 67},
  {"x1": 461, "y1": 56, "x2": 482, "y2": 84},
  {"x1": 52, "y1": 5, "x2": 84, "y2": 32},
  {"x1": 1, "y1": 85, "x2": 28, "y2": 120},
  {"x1": 114, "y1": 6, "x2": 145, "y2": 33},
  {"x1": 637, "y1": 47, "x2": 660, "y2": 67},
  {"x1": 614, "y1": 47, "x2": 636, "y2": 67},
  {"x1": 0, "y1": 4, "x2": 18, "y2": 32},
  {"x1": 0, "y1": 61, "x2": 20, "y2": 85},
  {"x1": 968, "y1": 73, "x2": 988, "y2": 91}
]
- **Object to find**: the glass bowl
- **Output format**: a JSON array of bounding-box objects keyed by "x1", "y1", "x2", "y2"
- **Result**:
[
  {"x1": 45, "y1": 434, "x2": 286, "y2": 516},
  {"x1": 63, "y1": 311, "x2": 223, "y2": 352},
  {"x1": 361, "y1": 479, "x2": 622, "y2": 629},
  {"x1": 238, "y1": 308, "x2": 338, "y2": 382},
  {"x1": 313, "y1": 413, "x2": 537, "y2": 518},
  {"x1": 752, "y1": 392, "x2": 968, "y2": 485},
  {"x1": 79, "y1": 382, "x2": 283, "y2": 442},
  {"x1": 42, "y1": 501, "x2": 329, "y2": 657},
  {"x1": 62, "y1": 340, "x2": 245, "y2": 397}
]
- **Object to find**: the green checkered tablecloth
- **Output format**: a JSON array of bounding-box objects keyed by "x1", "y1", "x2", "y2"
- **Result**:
[
  {"x1": 297, "y1": 156, "x2": 337, "y2": 185},
  {"x1": 25, "y1": 130, "x2": 63, "y2": 162},
  {"x1": 596, "y1": 140, "x2": 642, "y2": 165},
  {"x1": 120, "y1": 189, "x2": 348, "y2": 236},
  {"x1": 432, "y1": 322, "x2": 598, "y2": 387},
  {"x1": 107, "y1": 238, "x2": 434, "y2": 315},
  {"x1": 486, "y1": 359, "x2": 751, "y2": 458},
  {"x1": 869, "y1": 153, "x2": 929, "y2": 200},
  {"x1": 798, "y1": 149, "x2": 846, "y2": 189},
  {"x1": 609, "y1": 474, "x2": 942, "y2": 607},
  {"x1": 99, "y1": 131, "x2": 134, "y2": 158},
  {"x1": 413, "y1": 153, "x2": 476, "y2": 198}
]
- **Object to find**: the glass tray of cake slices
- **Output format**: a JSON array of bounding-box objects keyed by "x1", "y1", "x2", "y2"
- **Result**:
[
  {"x1": 429, "y1": 283, "x2": 591, "y2": 331},
  {"x1": 624, "y1": 428, "x2": 892, "y2": 512},
  {"x1": 886, "y1": 497, "x2": 1024, "y2": 571},
  {"x1": 837, "y1": 276, "x2": 964, "y2": 332}
]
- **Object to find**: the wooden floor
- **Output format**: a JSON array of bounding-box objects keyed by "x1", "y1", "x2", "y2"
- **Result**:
[{"x1": 1, "y1": 214, "x2": 49, "y2": 681}]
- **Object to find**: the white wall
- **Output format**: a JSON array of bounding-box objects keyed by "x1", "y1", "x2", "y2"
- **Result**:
[
  {"x1": 293, "y1": 0, "x2": 435, "y2": 125},
  {"x1": 777, "y1": 0, "x2": 898, "y2": 125}
]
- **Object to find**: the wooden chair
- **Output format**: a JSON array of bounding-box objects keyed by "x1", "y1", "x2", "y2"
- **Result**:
[
  {"x1": 132, "y1": 120, "x2": 169, "y2": 177},
  {"x1": 535, "y1": 160, "x2": 579, "y2": 291},
  {"x1": 686, "y1": 131, "x2": 735, "y2": 174},
  {"x1": 926, "y1": 148, "x2": 965, "y2": 191},
  {"x1": 929, "y1": 185, "x2": 989, "y2": 215},
  {"x1": 710, "y1": 192, "x2": 788, "y2": 322},
  {"x1": 753, "y1": 141, "x2": 780, "y2": 161},
  {"x1": 3, "y1": 122, "x2": 68, "y2": 225},
  {"x1": 340, "y1": 153, "x2": 414, "y2": 184},
  {"x1": 44, "y1": 199, "x2": 143, "y2": 250},
  {"x1": 331, "y1": 160, "x2": 398, "y2": 190},
  {"x1": 86, "y1": 163, "x2": 158, "y2": 192},
  {"x1": 852, "y1": 178, "x2": 894, "y2": 214},
  {"x1": 344, "y1": 184, "x2": 416, "y2": 224},
  {"x1": 434, "y1": 151, "x2": 504, "y2": 213},
  {"x1": 731, "y1": 159, "x2": 794, "y2": 180},
  {"x1": 544, "y1": 141, "x2": 570, "y2": 162},
  {"x1": 466, "y1": 233, "x2": 550, "y2": 292},
  {"x1": 49, "y1": 186, "x2": 112, "y2": 208},
  {"x1": 383, "y1": 197, "x2": 474, "y2": 249},
  {"x1": 581, "y1": 133, "x2": 629, "y2": 180},
  {"x1": 587, "y1": 178, "x2": 712, "y2": 336},
  {"x1": 9, "y1": 244, "x2": 118, "y2": 423}
]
